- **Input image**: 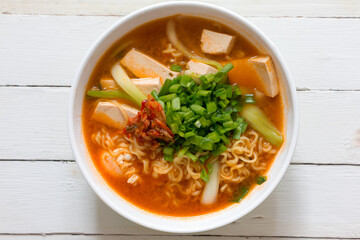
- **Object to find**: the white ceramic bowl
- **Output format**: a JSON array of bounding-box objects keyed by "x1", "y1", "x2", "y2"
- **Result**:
[{"x1": 68, "y1": 1, "x2": 299, "y2": 233}]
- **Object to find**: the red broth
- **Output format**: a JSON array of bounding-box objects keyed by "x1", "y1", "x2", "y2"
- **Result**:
[{"x1": 82, "y1": 15, "x2": 284, "y2": 216}]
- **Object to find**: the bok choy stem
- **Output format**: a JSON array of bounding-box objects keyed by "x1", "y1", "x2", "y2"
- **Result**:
[
  {"x1": 111, "y1": 63, "x2": 147, "y2": 107},
  {"x1": 201, "y1": 160, "x2": 220, "y2": 205},
  {"x1": 241, "y1": 104, "x2": 283, "y2": 147},
  {"x1": 87, "y1": 90, "x2": 137, "y2": 104}
]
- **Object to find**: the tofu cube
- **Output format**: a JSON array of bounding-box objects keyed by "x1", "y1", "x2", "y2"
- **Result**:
[
  {"x1": 120, "y1": 104, "x2": 139, "y2": 119},
  {"x1": 201, "y1": 29, "x2": 235, "y2": 55},
  {"x1": 131, "y1": 77, "x2": 161, "y2": 96},
  {"x1": 91, "y1": 101, "x2": 127, "y2": 129},
  {"x1": 227, "y1": 55, "x2": 279, "y2": 97},
  {"x1": 187, "y1": 60, "x2": 217, "y2": 76},
  {"x1": 120, "y1": 49, "x2": 179, "y2": 83},
  {"x1": 91, "y1": 102, "x2": 139, "y2": 129},
  {"x1": 248, "y1": 56, "x2": 279, "y2": 97},
  {"x1": 100, "y1": 77, "x2": 119, "y2": 90}
]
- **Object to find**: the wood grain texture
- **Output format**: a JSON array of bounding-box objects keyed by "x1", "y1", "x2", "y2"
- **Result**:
[
  {"x1": 0, "y1": 15, "x2": 360, "y2": 89},
  {"x1": 1, "y1": 87, "x2": 359, "y2": 164},
  {"x1": 0, "y1": 236, "x2": 341, "y2": 240},
  {"x1": 1, "y1": 1, "x2": 359, "y2": 238},
  {"x1": 0, "y1": 161, "x2": 359, "y2": 237},
  {"x1": 0, "y1": 87, "x2": 72, "y2": 160},
  {"x1": 1, "y1": 0, "x2": 359, "y2": 17}
]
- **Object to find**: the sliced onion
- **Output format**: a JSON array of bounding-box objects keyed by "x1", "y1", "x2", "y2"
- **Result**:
[
  {"x1": 192, "y1": 58, "x2": 223, "y2": 71},
  {"x1": 166, "y1": 20, "x2": 223, "y2": 70},
  {"x1": 201, "y1": 160, "x2": 220, "y2": 205},
  {"x1": 109, "y1": 40, "x2": 132, "y2": 59}
]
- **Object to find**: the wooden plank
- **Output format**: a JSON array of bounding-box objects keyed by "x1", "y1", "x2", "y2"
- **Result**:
[
  {"x1": 1, "y1": 0, "x2": 359, "y2": 17},
  {"x1": 0, "y1": 161, "x2": 359, "y2": 237},
  {"x1": 1, "y1": 87, "x2": 359, "y2": 164},
  {"x1": 0, "y1": 87, "x2": 73, "y2": 160},
  {"x1": 0, "y1": 15, "x2": 360, "y2": 89},
  {"x1": 0, "y1": 236, "x2": 339, "y2": 240},
  {"x1": 296, "y1": 90, "x2": 360, "y2": 164}
]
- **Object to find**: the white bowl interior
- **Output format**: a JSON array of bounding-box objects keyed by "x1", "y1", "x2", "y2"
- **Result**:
[{"x1": 69, "y1": 2, "x2": 299, "y2": 233}]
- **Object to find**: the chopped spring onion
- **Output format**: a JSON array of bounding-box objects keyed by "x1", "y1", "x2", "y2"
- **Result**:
[
  {"x1": 157, "y1": 65, "x2": 277, "y2": 163},
  {"x1": 190, "y1": 104, "x2": 206, "y2": 115},
  {"x1": 200, "y1": 169, "x2": 209, "y2": 183},
  {"x1": 219, "y1": 62, "x2": 234, "y2": 74},
  {"x1": 163, "y1": 146, "x2": 174, "y2": 156},
  {"x1": 233, "y1": 118, "x2": 248, "y2": 140},
  {"x1": 158, "y1": 79, "x2": 172, "y2": 97},
  {"x1": 170, "y1": 64, "x2": 182, "y2": 72},
  {"x1": 186, "y1": 151, "x2": 198, "y2": 162},
  {"x1": 206, "y1": 101, "x2": 217, "y2": 113},
  {"x1": 178, "y1": 146, "x2": 189, "y2": 157},
  {"x1": 111, "y1": 64, "x2": 147, "y2": 106},
  {"x1": 164, "y1": 154, "x2": 173, "y2": 162},
  {"x1": 232, "y1": 186, "x2": 249, "y2": 202},
  {"x1": 168, "y1": 84, "x2": 182, "y2": 93},
  {"x1": 256, "y1": 176, "x2": 267, "y2": 185},
  {"x1": 212, "y1": 144, "x2": 227, "y2": 156},
  {"x1": 159, "y1": 93, "x2": 177, "y2": 102},
  {"x1": 241, "y1": 104, "x2": 283, "y2": 147},
  {"x1": 151, "y1": 90, "x2": 159, "y2": 101},
  {"x1": 172, "y1": 97, "x2": 181, "y2": 110},
  {"x1": 199, "y1": 155, "x2": 209, "y2": 164}
]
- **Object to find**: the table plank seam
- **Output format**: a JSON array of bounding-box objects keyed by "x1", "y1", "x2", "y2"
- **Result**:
[
  {"x1": 1, "y1": 12, "x2": 360, "y2": 19},
  {"x1": 0, "y1": 85, "x2": 71, "y2": 88},
  {"x1": 0, "y1": 233, "x2": 357, "y2": 239}
]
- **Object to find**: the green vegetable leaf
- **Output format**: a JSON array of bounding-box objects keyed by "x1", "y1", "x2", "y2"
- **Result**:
[
  {"x1": 87, "y1": 90, "x2": 137, "y2": 105},
  {"x1": 200, "y1": 169, "x2": 209, "y2": 183},
  {"x1": 154, "y1": 63, "x2": 279, "y2": 162},
  {"x1": 256, "y1": 176, "x2": 267, "y2": 185},
  {"x1": 171, "y1": 64, "x2": 182, "y2": 72},
  {"x1": 232, "y1": 187, "x2": 249, "y2": 202}
]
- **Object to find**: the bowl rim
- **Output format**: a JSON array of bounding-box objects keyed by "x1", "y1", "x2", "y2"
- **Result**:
[{"x1": 68, "y1": 1, "x2": 299, "y2": 233}]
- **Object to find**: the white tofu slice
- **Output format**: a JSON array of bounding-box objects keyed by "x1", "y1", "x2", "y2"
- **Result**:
[
  {"x1": 131, "y1": 77, "x2": 161, "y2": 96},
  {"x1": 120, "y1": 49, "x2": 179, "y2": 83},
  {"x1": 248, "y1": 56, "x2": 279, "y2": 97},
  {"x1": 201, "y1": 29, "x2": 235, "y2": 55},
  {"x1": 100, "y1": 77, "x2": 119, "y2": 90},
  {"x1": 187, "y1": 60, "x2": 217, "y2": 75},
  {"x1": 92, "y1": 101, "x2": 139, "y2": 128},
  {"x1": 120, "y1": 104, "x2": 139, "y2": 119},
  {"x1": 92, "y1": 101, "x2": 128, "y2": 129}
]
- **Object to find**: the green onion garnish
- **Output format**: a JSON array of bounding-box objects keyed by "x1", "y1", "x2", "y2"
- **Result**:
[
  {"x1": 156, "y1": 65, "x2": 282, "y2": 163},
  {"x1": 200, "y1": 169, "x2": 209, "y2": 183},
  {"x1": 170, "y1": 64, "x2": 182, "y2": 72},
  {"x1": 256, "y1": 176, "x2": 267, "y2": 185},
  {"x1": 232, "y1": 187, "x2": 249, "y2": 202}
]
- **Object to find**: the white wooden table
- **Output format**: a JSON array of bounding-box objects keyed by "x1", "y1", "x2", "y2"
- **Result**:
[{"x1": 1, "y1": 1, "x2": 360, "y2": 239}]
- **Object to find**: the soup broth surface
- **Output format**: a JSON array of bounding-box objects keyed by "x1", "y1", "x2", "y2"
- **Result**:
[{"x1": 83, "y1": 15, "x2": 284, "y2": 216}]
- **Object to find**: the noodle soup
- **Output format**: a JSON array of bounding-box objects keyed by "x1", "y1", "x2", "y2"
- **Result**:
[{"x1": 82, "y1": 15, "x2": 284, "y2": 216}]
